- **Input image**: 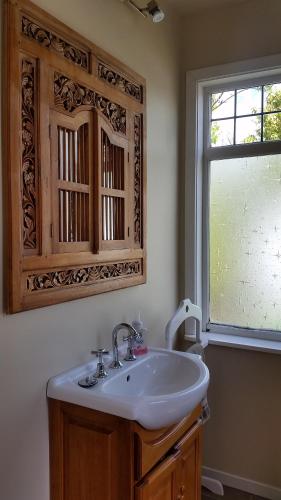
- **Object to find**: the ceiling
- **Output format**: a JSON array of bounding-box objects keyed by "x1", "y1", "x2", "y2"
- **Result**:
[{"x1": 163, "y1": 0, "x2": 248, "y2": 14}]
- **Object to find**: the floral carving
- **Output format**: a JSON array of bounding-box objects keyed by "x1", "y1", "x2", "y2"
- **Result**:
[
  {"x1": 22, "y1": 58, "x2": 37, "y2": 250},
  {"x1": 54, "y1": 73, "x2": 126, "y2": 134},
  {"x1": 22, "y1": 16, "x2": 89, "y2": 70},
  {"x1": 98, "y1": 62, "x2": 143, "y2": 102},
  {"x1": 134, "y1": 114, "x2": 143, "y2": 245},
  {"x1": 27, "y1": 260, "x2": 142, "y2": 291}
]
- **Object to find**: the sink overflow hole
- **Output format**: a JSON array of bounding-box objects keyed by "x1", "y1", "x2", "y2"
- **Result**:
[{"x1": 126, "y1": 375, "x2": 130, "y2": 382}]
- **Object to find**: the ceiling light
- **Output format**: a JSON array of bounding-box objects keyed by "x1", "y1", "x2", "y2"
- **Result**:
[
  {"x1": 124, "y1": 0, "x2": 165, "y2": 23},
  {"x1": 146, "y1": 1, "x2": 165, "y2": 23}
]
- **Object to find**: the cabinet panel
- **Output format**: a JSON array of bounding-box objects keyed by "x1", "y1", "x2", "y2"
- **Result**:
[
  {"x1": 65, "y1": 420, "x2": 113, "y2": 500},
  {"x1": 175, "y1": 422, "x2": 202, "y2": 500},
  {"x1": 135, "y1": 450, "x2": 179, "y2": 500},
  {"x1": 49, "y1": 400, "x2": 134, "y2": 500}
]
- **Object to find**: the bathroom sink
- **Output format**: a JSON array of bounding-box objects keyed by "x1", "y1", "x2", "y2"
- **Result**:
[{"x1": 47, "y1": 348, "x2": 209, "y2": 429}]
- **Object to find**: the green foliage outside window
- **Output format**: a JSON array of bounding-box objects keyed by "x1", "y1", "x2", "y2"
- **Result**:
[{"x1": 211, "y1": 85, "x2": 281, "y2": 145}]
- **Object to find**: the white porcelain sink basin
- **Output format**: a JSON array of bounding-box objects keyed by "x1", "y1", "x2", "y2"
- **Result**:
[{"x1": 47, "y1": 348, "x2": 209, "y2": 429}]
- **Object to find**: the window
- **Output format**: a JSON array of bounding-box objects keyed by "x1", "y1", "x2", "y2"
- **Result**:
[
  {"x1": 186, "y1": 56, "x2": 281, "y2": 343},
  {"x1": 210, "y1": 83, "x2": 281, "y2": 147}
]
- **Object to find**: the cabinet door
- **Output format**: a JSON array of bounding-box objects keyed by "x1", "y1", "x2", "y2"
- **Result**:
[
  {"x1": 135, "y1": 449, "x2": 180, "y2": 500},
  {"x1": 175, "y1": 422, "x2": 202, "y2": 500},
  {"x1": 49, "y1": 400, "x2": 134, "y2": 500}
]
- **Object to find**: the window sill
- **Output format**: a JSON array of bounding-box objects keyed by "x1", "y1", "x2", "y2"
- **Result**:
[{"x1": 184, "y1": 332, "x2": 281, "y2": 354}]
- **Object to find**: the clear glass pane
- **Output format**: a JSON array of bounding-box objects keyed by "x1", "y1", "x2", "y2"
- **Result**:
[
  {"x1": 236, "y1": 115, "x2": 261, "y2": 144},
  {"x1": 211, "y1": 91, "x2": 235, "y2": 119},
  {"x1": 264, "y1": 83, "x2": 281, "y2": 112},
  {"x1": 211, "y1": 119, "x2": 234, "y2": 147},
  {"x1": 236, "y1": 87, "x2": 262, "y2": 115},
  {"x1": 263, "y1": 112, "x2": 281, "y2": 141},
  {"x1": 210, "y1": 155, "x2": 281, "y2": 331}
]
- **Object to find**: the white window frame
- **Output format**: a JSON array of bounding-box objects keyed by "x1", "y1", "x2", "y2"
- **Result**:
[{"x1": 185, "y1": 53, "x2": 281, "y2": 352}]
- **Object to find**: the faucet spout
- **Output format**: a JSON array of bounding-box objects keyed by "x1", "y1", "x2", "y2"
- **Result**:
[{"x1": 110, "y1": 322, "x2": 139, "y2": 369}]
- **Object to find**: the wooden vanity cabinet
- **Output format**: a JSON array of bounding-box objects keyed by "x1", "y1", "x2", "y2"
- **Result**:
[
  {"x1": 134, "y1": 420, "x2": 202, "y2": 500},
  {"x1": 48, "y1": 399, "x2": 202, "y2": 500}
]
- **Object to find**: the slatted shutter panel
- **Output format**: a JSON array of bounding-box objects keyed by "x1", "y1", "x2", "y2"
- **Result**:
[
  {"x1": 98, "y1": 117, "x2": 130, "y2": 251},
  {"x1": 50, "y1": 110, "x2": 96, "y2": 254}
]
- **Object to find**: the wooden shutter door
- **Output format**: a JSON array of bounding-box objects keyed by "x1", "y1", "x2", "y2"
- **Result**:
[
  {"x1": 98, "y1": 116, "x2": 130, "y2": 251},
  {"x1": 50, "y1": 110, "x2": 96, "y2": 254}
]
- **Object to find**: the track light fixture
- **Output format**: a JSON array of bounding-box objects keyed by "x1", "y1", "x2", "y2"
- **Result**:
[{"x1": 125, "y1": 0, "x2": 165, "y2": 23}]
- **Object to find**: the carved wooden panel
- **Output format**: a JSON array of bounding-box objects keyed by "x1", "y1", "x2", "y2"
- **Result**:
[
  {"x1": 22, "y1": 56, "x2": 38, "y2": 253},
  {"x1": 4, "y1": 0, "x2": 146, "y2": 312},
  {"x1": 134, "y1": 114, "x2": 143, "y2": 246},
  {"x1": 22, "y1": 16, "x2": 90, "y2": 71},
  {"x1": 97, "y1": 61, "x2": 143, "y2": 102},
  {"x1": 54, "y1": 73, "x2": 126, "y2": 134},
  {"x1": 26, "y1": 260, "x2": 142, "y2": 292}
]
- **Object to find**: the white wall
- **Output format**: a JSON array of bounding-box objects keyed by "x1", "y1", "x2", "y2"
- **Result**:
[
  {"x1": 183, "y1": 0, "x2": 281, "y2": 489},
  {"x1": 0, "y1": 1, "x2": 181, "y2": 499}
]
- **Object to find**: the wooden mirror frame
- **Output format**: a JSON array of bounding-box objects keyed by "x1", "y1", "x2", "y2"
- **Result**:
[{"x1": 3, "y1": 0, "x2": 146, "y2": 312}]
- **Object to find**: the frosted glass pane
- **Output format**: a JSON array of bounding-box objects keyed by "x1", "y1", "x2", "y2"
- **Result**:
[{"x1": 210, "y1": 155, "x2": 281, "y2": 331}]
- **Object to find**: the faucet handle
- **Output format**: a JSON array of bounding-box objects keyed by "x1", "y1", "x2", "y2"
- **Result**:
[
  {"x1": 123, "y1": 332, "x2": 142, "y2": 342},
  {"x1": 91, "y1": 349, "x2": 109, "y2": 378},
  {"x1": 91, "y1": 348, "x2": 109, "y2": 359}
]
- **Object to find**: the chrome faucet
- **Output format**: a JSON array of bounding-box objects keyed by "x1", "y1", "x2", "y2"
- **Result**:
[{"x1": 109, "y1": 322, "x2": 140, "y2": 369}]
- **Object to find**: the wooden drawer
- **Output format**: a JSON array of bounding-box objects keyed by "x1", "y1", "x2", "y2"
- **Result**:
[
  {"x1": 133, "y1": 405, "x2": 201, "y2": 480},
  {"x1": 134, "y1": 447, "x2": 180, "y2": 500}
]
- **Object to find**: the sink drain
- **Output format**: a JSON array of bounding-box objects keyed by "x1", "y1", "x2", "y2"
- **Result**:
[{"x1": 78, "y1": 375, "x2": 98, "y2": 388}]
